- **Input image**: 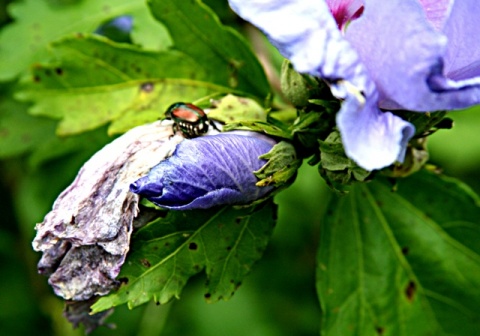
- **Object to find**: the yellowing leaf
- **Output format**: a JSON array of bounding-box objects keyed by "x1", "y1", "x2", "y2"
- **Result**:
[{"x1": 16, "y1": 35, "x2": 229, "y2": 135}]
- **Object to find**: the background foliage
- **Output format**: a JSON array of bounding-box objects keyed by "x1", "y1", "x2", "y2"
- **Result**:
[{"x1": 1, "y1": 0, "x2": 479, "y2": 335}]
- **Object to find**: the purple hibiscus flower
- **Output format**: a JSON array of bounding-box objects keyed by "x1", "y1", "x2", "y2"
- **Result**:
[
  {"x1": 130, "y1": 133, "x2": 276, "y2": 210},
  {"x1": 228, "y1": 0, "x2": 480, "y2": 170}
]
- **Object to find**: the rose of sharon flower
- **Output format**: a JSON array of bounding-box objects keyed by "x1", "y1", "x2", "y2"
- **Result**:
[
  {"x1": 228, "y1": 0, "x2": 480, "y2": 170},
  {"x1": 130, "y1": 133, "x2": 276, "y2": 210}
]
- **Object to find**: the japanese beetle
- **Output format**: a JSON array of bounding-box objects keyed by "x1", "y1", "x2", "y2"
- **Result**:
[{"x1": 165, "y1": 102, "x2": 211, "y2": 138}]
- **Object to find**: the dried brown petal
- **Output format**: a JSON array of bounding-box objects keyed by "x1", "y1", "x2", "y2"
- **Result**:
[
  {"x1": 64, "y1": 297, "x2": 115, "y2": 334},
  {"x1": 33, "y1": 121, "x2": 182, "y2": 301}
]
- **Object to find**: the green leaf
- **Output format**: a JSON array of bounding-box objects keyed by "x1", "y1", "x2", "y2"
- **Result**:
[
  {"x1": 148, "y1": 0, "x2": 270, "y2": 102},
  {"x1": 317, "y1": 170, "x2": 480, "y2": 335},
  {"x1": 207, "y1": 94, "x2": 267, "y2": 124},
  {"x1": 16, "y1": 35, "x2": 232, "y2": 135},
  {"x1": 0, "y1": 0, "x2": 171, "y2": 81},
  {"x1": 92, "y1": 201, "x2": 277, "y2": 313},
  {"x1": 223, "y1": 121, "x2": 292, "y2": 140}
]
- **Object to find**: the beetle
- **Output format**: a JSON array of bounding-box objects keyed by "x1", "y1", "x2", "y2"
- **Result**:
[{"x1": 164, "y1": 102, "x2": 212, "y2": 138}]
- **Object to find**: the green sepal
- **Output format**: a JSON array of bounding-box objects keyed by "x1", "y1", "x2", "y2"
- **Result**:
[
  {"x1": 308, "y1": 98, "x2": 341, "y2": 114},
  {"x1": 394, "y1": 110, "x2": 448, "y2": 135},
  {"x1": 290, "y1": 111, "x2": 333, "y2": 155},
  {"x1": 383, "y1": 110, "x2": 453, "y2": 177},
  {"x1": 254, "y1": 141, "x2": 301, "y2": 187},
  {"x1": 268, "y1": 108, "x2": 298, "y2": 124},
  {"x1": 382, "y1": 137, "x2": 429, "y2": 178},
  {"x1": 318, "y1": 130, "x2": 370, "y2": 193},
  {"x1": 280, "y1": 60, "x2": 321, "y2": 107}
]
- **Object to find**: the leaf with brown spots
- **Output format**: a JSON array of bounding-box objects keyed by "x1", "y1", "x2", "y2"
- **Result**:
[
  {"x1": 317, "y1": 170, "x2": 480, "y2": 335},
  {"x1": 16, "y1": 35, "x2": 223, "y2": 136},
  {"x1": 91, "y1": 200, "x2": 277, "y2": 312}
]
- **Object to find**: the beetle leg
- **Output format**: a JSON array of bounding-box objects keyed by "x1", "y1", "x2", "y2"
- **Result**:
[{"x1": 209, "y1": 119, "x2": 221, "y2": 132}]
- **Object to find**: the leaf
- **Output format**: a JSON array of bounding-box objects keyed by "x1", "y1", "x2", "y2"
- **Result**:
[
  {"x1": 12, "y1": 0, "x2": 272, "y2": 136},
  {"x1": 0, "y1": 0, "x2": 170, "y2": 81},
  {"x1": 317, "y1": 170, "x2": 480, "y2": 336},
  {"x1": 16, "y1": 35, "x2": 231, "y2": 135},
  {"x1": 207, "y1": 94, "x2": 267, "y2": 123},
  {"x1": 91, "y1": 201, "x2": 277, "y2": 313},
  {"x1": 223, "y1": 121, "x2": 292, "y2": 140},
  {"x1": 148, "y1": 0, "x2": 270, "y2": 101}
]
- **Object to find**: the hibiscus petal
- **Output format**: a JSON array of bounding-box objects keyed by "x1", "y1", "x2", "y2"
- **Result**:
[
  {"x1": 131, "y1": 133, "x2": 275, "y2": 210},
  {"x1": 418, "y1": 0, "x2": 453, "y2": 31},
  {"x1": 336, "y1": 85, "x2": 415, "y2": 171},
  {"x1": 442, "y1": 0, "x2": 480, "y2": 79},
  {"x1": 347, "y1": 0, "x2": 480, "y2": 111},
  {"x1": 229, "y1": 0, "x2": 415, "y2": 170},
  {"x1": 326, "y1": 0, "x2": 364, "y2": 30}
]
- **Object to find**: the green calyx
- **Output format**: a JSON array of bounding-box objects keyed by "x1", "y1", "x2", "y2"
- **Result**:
[
  {"x1": 254, "y1": 141, "x2": 302, "y2": 188},
  {"x1": 318, "y1": 130, "x2": 371, "y2": 194}
]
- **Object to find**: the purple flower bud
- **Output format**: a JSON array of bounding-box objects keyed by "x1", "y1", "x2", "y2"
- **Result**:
[{"x1": 131, "y1": 133, "x2": 276, "y2": 210}]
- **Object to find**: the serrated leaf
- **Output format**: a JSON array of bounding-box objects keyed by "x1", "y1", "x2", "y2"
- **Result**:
[
  {"x1": 317, "y1": 170, "x2": 480, "y2": 336},
  {"x1": 91, "y1": 201, "x2": 277, "y2": 313},
  {"x1": 16, "y1": 35, "x2": 232, "y2": 135},
  {"x1": 0, "y1": 0, "x2": 170, "y2": 81},
  {"x1": 148, "y1": 0, "x2": 270, "y2": 101}
]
